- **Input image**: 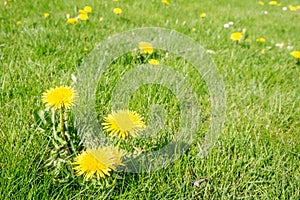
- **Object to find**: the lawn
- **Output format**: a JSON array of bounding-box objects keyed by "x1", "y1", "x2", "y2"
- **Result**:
[{"x1": 0, "y1": 0, "x2": 299, "y2": 199}]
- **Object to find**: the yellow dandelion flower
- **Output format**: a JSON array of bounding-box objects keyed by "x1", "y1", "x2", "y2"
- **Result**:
[
  {"x1": 78, "y1": 13, "x2": 88, "y2": 20},
  {"x1": 73, "y1": 148, "x2": 115, "y2": 180},
  {"x1": 84, "y1": 6, "x2": 92, "y2": 13},
  {"x1": 269, "y1": 1, "x2": 278, "y2": 5},
  {"x1": 290, "y1": 51, "x2": 300, "y2": 59},
  {"x1": 297, "y1": 5, "x2": 300, "y2": 10},
  {"x1": 162, "y1": 0, "x2": 170, "y2": 6},
  {"x1": 199, "y1": 13, "x2": 206, "y2": 18},
  {"x1": 67, "y1": 18, "x2": 78, "y2": 25},
  {"x1": 256, "y1": 38, "x2": 266, "y2": 43},
  {"x1": 113, "y1": 8, "x2": 122, "y2": 15},
  {"x1": 44, "y1": 13, "x2": 50, "y2": 18},
  {"x1": 149, "y1": 59, "x2": 160, "y2": 65},
  {"x1": 42, "y1": 86, "x2": 76, "y2": 110},
  {"x1": 79, "y1": 9, "x2": 87, "y2": 14},
  {"x1": 259, "y1": 1, "x2": 264, "y2": 5},
  {"x1": 138, "y1": 42, "x2": 154, "y2": 54},
  {"x1": 289, "y1": 5, "x2": 296, "y2": 11},
  {"x1": 16, "y1": 21, "x2": 22, "y2": 25},
  {"x1": 230, "y1": 32, "x2": 243, "y2": 41},
  {"x1": 102, "y1": 110, "x2": 146, "y2": 139}
]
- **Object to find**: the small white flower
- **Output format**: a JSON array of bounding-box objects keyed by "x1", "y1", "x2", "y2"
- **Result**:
[
  {"x1": 275, "y1": 43, "x2": 284, "y2": 48},
  {"x1": 282, "y1": 7, "x2": 287, "y2": 11},
  {"x1": 182, "y1": 21, "x2": 186, "y2": 26},
  {"x1": 223, "y1": 23, "x2": 230, "y2": 28},
  {"x1": 207, "y1": 50, "x2": 216, "y2": 54},
  {"x1": 264, "y1": 11, "x2": 268, "y2": 15},
  {"x1": 228, "y1": 21, "x2": 234, "y2": 26},
  {"x1": 287, "y1": 46, "x2": 294, "y2": 50}
]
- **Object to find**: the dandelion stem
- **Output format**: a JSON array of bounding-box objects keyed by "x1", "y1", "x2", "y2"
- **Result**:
[{"x1": 60, "y1": 107, "x2": 65, "y2": 140}]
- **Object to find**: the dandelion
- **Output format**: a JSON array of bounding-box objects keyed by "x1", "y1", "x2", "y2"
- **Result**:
[
  {"x1": 67, "y1": 18, "x2": 78, "y2": 25},
  {"x1": 259, "y1": 1, "x2": 264, "y2": 5},
  {"x1": 42, "y1": 86, "x2": 76, "y2": 110},
  {"x1": 102, "y1": 110, "x2": 146, "y2": 139},
  {"x1": 79, "y1": 9, "x2": 87, "y2": 14},
  {"x1": 289, "y1": 5, "x2": 296, "y2": 11},
  {"x1": 138, "y1": 42, "x2": 154, "y2": 54},
  {"x1": 84, "y1": 6, "x2": 92, "y2": 13},
  {"x1": 149, "y1": 59, "x2": 160, "y2": 65},
  {"x1": 297, "y1": 5, "x2": 300, "y2": 10},
  {"x1": 269, "y1": 1, "x2": 277, "y2": 5},
  {"x1": 16, "y1": 21, "x2": 22, "y2": 25},
  {"x1": 44, "y1": 13, "x2": 50, "y2": 18},
  {"x1": 230, "y1": 32, "x2": 243, "y2": 41},
  {"x1": 290, "y1": 51, "x2": 300, "y2": 59},
  {"x1": 256, "y1": 38, "x2": 266, "y2": 43},
  {"x1": 162, "y1": 0, "x2": 170, "y2": 6},
  {"x1": 113, "y1": 8, "x2": 122, "y2": 15},
  {"x1": 73, "y1": 148, "x2": 116, "y2": 180},
  {"x1": 78, "y1": 13, "x2": 88, "y2": 20},
  {"x1": 199, "y1": 13, "x2": 206, "y2": 18}
]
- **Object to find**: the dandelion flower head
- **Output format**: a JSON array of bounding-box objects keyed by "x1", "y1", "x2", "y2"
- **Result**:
[
  {"x1": 42, "y1": 86, "x2": 76, "y2": 110},
  {"x1": 102, "y1": 110, "x2": 146, "y2": 139},
  {"x1": 138, "y1": 42, "x2": 154, "y2": 54}
]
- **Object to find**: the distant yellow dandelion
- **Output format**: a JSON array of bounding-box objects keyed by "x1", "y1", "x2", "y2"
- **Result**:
[
  {"x1": 138, "y1": 42, "x2": 154, "y2": 54},
  {"x1": 79, "y1": 9, "x2": 87, "y2": 14},
  {"x1": 67, "y1": 18, "x2": 78, "y2": 25},
  {"x1": 78, "y1": 13, "x2": 88, "y2": 20},
  {"x1": 259, "y1": 1, "x2": 264, "y2": 5},
  {"x1": 44, "y1": 13, "x2": 50, "y2": 18},
  {"x1": 230, "y1": 32, "x2": 243, "y2": 41},
  {"x1": 113, "y1": 8, "x2": 122, "y2": 15},
  {"x1": 149, "y1": 59, "x2": 160, "y2": 65},
  {"x1": 16, "y1": 21, "x2": 22, "y2": 25},
  {"x1": 84, "y1": 6, "x2": 92, "y2": 13},
  {"x1": 297, "y1": 5, "x2": 300, "y2": 10},
  {"x1": 199, "y1": 13, "x2": 206, "y2": 18},
  {"x1": 73, "y1": 148, "x2": 115, "y2": 180},
  {"x1": 256, "y1": 38, "x2": 266, "y2": 43},
  {"x1": 269, "y1": 1, "x2": 278, "y2": 5},
  {"x1": 162, "y1": 0, "x2": 170, "y2": 6},
  {"x1": 290, "y1": 51, "x2": 300, "y2": 59},
  {"x1": 102, "y1": 110, "x2": 146, "y2": 139},
  {"x1": 42, "y1": 86, "x2": 76, "y2": 110},
  {"x1": 289, "y1": 5, "x2": 296, "y2": 11}
]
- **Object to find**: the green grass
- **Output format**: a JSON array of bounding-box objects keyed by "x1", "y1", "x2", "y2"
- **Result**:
[{"x1": 1, "y1": 0, "x2": 300, "y2": 199}]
